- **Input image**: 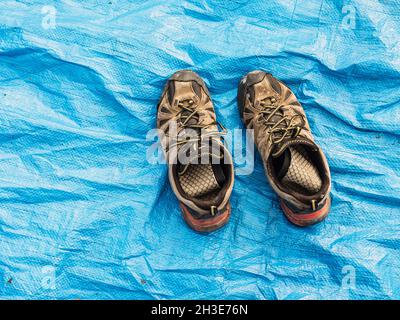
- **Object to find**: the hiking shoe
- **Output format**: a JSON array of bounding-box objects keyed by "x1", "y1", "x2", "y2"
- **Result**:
[
  {"x1": 238, "y1": 70, "x2": 331, "y2": 226},
  {"x1": 157, "y1": 70, "x2": 234, "y2": 232}
]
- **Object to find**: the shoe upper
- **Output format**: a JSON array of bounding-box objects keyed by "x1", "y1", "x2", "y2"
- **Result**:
[
  {"x1": 238, "y1": 71, "x2": 331, "y2": 212},
  {"x1": 157, "y1": 70, "x2": 234, "y2": 218}
]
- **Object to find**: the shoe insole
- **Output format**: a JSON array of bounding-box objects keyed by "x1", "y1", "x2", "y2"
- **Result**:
[
  {"x1": 179, "y1": 163, "x2": 225, "y2": 198},
  {"x1": 280, "y1": 145, "x2": 322, "y2": 195}
]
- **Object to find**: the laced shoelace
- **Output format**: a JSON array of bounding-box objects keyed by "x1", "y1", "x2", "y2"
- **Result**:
[
  {"x1": 258, "y1": 97, "x2": 321, "y2": 209},
  {"x1": 258, "y1": 96, "x2": 305, "y2": 148},
  {"x1": 167, "y1": 98, "x2": 226, "y2": 175}
]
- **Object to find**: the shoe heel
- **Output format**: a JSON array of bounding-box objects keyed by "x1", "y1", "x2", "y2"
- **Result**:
[
  {"x1": 180, "y1": 203, "x2": 231, "y2": 233},
  {"x1": 280, "y1": 196, "x2": 331, "y2": 227}
]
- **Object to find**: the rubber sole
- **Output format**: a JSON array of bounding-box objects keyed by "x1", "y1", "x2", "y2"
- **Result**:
[
  {"x1": 280, "y1": 196, "x2": 331, "y2": 227},
  {"x1": 180, "y1": 203, "x2": 231, "y2": 233}
]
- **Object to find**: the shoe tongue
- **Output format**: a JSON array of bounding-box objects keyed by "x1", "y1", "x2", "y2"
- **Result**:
[
  {"x1": 274, "y1": 137, "x2": 316, "y2": 181},
  {"x1": 176, "y1": 143, "x2": 226, "y2": 187},
  {"x1": 272, "y1": 137, "x2": 317, "y2": 158},
  {"x1": 177, "y1": 153, "x2": 226, "y2": 199},
  {"x1": 272, "y1": 135, "x2": 323, "y2": 197},
  {"x1": 275, "y1": 148, "x2": 292, "y2": 180},
  {"x1": 276, "y1": 143, "x2": 323, "y2": 195}
]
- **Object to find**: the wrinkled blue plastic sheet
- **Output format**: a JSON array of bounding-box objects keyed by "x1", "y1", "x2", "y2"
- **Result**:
[{"x1": 0, "y1": 0, "x2": 399, "y2": 300}]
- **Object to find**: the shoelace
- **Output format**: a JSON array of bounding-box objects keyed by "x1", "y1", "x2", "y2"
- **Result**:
[
  {"x1": 259, "y1": 97, "x2": 322, "y2": 209},
  {"x1": 167, "y1": 98, "x2": 226, "y2": 175},
  {"x1": 258, "y1": 96, "x2": 305, "y2": 148}
]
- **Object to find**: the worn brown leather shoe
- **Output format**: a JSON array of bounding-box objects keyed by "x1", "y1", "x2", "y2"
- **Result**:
[
  {"x1": 157, "y1": 70, "x2": 234, "y2": 232},
  {"x1": 238, "y1": 70, "x2": 331, "y2": 226}
]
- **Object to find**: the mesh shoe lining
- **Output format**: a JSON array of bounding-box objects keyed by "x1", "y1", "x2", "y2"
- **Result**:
[
  {"x1": 281, "y1": 145, "x2": 322, "y2": 195},
  {"x1": 179, "y1": 164, "x2": 221, "y2": 199}
]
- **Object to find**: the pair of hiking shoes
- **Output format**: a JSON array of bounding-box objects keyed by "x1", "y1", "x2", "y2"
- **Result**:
[{"x1": 157, "y1": 70, "x2": 331, "y2": 232}]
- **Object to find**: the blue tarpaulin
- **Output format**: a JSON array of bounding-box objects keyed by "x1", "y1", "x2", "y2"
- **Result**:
[{"x1": 0, "y1": 0, "x2": 399, "y2": 299}]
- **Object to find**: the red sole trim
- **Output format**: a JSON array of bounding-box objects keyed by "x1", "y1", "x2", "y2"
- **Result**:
[
  {"x1": 280, "y1": 196, "x2": 331, "y2": 227},
  {"x1": 180, "y1": 203, "x2": 231, "y2": 233}
]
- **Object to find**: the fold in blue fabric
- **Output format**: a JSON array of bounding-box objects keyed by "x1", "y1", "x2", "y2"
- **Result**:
[{"x1": 0, "y1": 0, "x2": 399, "y2": 299}]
